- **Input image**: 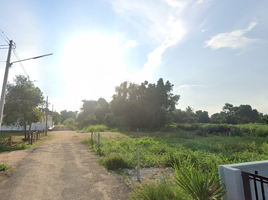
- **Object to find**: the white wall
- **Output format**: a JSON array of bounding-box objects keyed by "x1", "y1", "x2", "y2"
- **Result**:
[
  {"x1": 1, "y1": 115, "x2": 53, "y2": 131},
  {"x1": 219, "y1": 160, "x2": 268, "y2": 200}
]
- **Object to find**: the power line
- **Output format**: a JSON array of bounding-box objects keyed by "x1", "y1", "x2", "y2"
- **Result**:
[
  {"x1": 1, "y1": 30, "x2": 10, "y2": 41},
  {"x1": 0, "y1": 29, "x2": 9, "y2": 44},
  {"x1": 0, "y1": 44, "x2": 9, "y2": 49},
  {"x1": 12, "y1": 49, "x2": 30, "y2": 78}
]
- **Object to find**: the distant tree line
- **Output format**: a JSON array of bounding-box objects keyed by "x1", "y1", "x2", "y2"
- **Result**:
[
  {"x1": 172, "y1": 103, "x2": 268, "y2": 125},
  {"x1": 60, "y1": 78, "x2": 268, "y2": 128}
]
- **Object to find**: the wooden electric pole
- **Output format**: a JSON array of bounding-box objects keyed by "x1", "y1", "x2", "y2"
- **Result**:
[
  {"x1": 46, "y1": 96, "x2": 48, "y2": 136},
  {"x1": 0, "y1": 40, "x2": 13, "y2": 131}
]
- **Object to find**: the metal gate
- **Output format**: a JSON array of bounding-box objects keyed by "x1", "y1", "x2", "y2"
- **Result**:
[{"x1": 242, "y1": 171, "x2": 268, "y2": 200}]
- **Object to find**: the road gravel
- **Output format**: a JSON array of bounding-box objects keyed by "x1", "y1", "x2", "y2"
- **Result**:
[{"x1": 0, "y1": 126, "x2": 130, "y2": 200}]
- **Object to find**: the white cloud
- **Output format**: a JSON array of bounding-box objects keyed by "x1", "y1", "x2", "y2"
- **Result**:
[
  {"x1": 164, "y1": 0, "x2": 184, "y2": 8},
  {"x1": 195, "y1": 0, "x2": 212, "y2": 5},
  {"x1": 178, "y1": 85, "x2": 204, "y2": 89},
  {"x1": 123, "y1": 40, "x2": 137, "y2": 49},
  {"x1": 109, "y1": 0, "x2": 188, "y2": 80},
  {"x1": 143, "y1": 18, "x2": 186, "y2": 72},
  {"x1": 205, "y1": 21, "x2": 259, "y2": 50}
]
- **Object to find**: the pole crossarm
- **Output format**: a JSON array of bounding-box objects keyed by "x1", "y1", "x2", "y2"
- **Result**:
[{"x1": 11, "y1": 53, "x2": 53, "y2": 65}]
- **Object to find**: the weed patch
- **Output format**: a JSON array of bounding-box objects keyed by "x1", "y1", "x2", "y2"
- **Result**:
[
  {"x1": 131, "y1": 178, "x2": 187, "y2": 200},
  {"x1": 97, "y1": 153, "x2": 130, "y2": 170},
  {"x1": 0, "y1": 163, "x2": 8, "y2": 171}
]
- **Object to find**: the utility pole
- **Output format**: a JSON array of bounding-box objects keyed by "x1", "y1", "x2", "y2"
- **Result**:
[
  {"x1": 0, "y1": 40, "x2": 13, "y2": 131},
  {"x1": 46, "y1": 96, "x2": 48, "y2": 136},
  {"x1": 52, "y1": 104, "x2": 53, "y2": 126}
]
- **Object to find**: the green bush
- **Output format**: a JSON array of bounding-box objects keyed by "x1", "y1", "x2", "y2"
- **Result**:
[
  {"x1": 63, "y1": 118, "x2": 76, "y2": 126},
  {"x1": 0, "y1": 163, "x2": 8, "y2": 171},
  {"x1": 97, "y1": 153, "x2": 130, "y2": 170},
  {"x1": 13, "y1": 144, "x2": 30, "y2": 150},
  {"x1": 173, "y1": 157, "x2": 226, "y2": 200},
  {"x1": 131, "y1": 178, "x2": 186, "y2": 200},
  {"x1": 79, "y1": 124, "x2": 108, "y2": 133}
]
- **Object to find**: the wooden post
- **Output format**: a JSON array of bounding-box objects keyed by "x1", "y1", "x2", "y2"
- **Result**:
[
  {"x1": 91, "y1": 130, "x2": 93, "y2": 148},
  {"x1": 137, "y1": 146, "x2": 140, "y2": 182},
  {"x1": 98, "y1": 133, "x2": 100, "y2": 155},
  {"x1": 9, "y1": 136, "x2": 11, "y2": 147},
  {"x1": 28, "y1": 134, "x2": 30, "y2": 145},
  {"x1": 31, "y1": 133, "x2": 33, "y2": 145}
]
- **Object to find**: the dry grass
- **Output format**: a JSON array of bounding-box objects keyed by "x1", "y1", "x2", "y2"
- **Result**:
[
  {"x1": 0, "y1": 131, "x2": 55, "y2": 152},
  {"x1": 0, "y1": 132, "x2": 27, "y2": 147}
]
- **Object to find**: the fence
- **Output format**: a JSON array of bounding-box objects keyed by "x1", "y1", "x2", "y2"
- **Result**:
[
  {"x1": 28, "y1": 130, "x2": 46, "y2": 145},
  {"x1": 242, "y1": 171, "x2": 268, "y2": 200}
]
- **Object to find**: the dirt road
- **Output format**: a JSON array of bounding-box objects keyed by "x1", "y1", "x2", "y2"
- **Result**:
[{"x1": 0, "y1": 126, "x2": 130, "y2": 200}]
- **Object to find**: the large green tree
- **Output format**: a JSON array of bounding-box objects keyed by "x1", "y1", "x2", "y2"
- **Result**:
[
  {"x1": 60, "y1": 110, "x2": 77, "y2": 124},
  {"x1": 3, "y1": 75, "x2": 44, "y2": 138},
  {"x1": 76, "y1": 98, "x2": 109, "y2": 126},
  {"x1": 110, "y1": 78, "x2": 180, "y2": 129}
]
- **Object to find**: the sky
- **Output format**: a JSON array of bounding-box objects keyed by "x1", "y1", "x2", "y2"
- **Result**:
[{"x1": 0, "y1": 0, "x2": 267, "y2": 116}]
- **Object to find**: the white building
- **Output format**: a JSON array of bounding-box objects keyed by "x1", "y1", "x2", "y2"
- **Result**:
[{"x1": 1, "y1": 115, "x2": 54, "y2": 131}]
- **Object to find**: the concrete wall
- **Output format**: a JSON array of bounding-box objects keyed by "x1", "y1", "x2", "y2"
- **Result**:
[
  {"x1": 219, "y1": 160, "x2": 268, "y2": 200},
  {"x1": 1, "y1": 115, "x2": 53, "y2": 131}
]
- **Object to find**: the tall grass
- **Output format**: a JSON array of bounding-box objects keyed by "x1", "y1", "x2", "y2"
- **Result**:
[
  {"x1": 131, "y1": 178, "x2": 188, "y2": 200},
  {"x1": 78, "y1": 124, "x2": 109, "y2": 133},
  {"x1": 82, "y1": 131, "x2": 268, "y2": 199},
  {"x1": 176, "y1": 123, "x2": 268, "y2": 137}
]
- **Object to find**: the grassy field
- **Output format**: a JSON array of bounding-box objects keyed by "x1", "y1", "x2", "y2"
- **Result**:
[
  {"x1": 83, "y1": 130, "x2": 268, "y2": 168},
  {"x1": 82, "y1": 129, "x2": 268, "y2": 199},
  {"x1": 0, "y1": 131, "x2": 54, "y2": 152}
]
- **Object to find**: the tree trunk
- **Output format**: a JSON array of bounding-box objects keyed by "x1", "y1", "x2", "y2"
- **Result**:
[
  {"x1": 24, "y1": 115, "x2": 27, "y2": 140},
  {"x1": 24, "y1": 124, "x2": 27, "y2": 140},
  {"x1": 28, "y1": 123, "x2": 32, "y2": 135}
]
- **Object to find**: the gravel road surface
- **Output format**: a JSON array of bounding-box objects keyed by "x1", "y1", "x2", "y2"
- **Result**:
[{"x1": 0, "y1": 126, "x2": 130, "y2": 200}]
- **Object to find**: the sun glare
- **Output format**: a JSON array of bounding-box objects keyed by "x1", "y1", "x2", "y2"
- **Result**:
[{"x1": 60, "y1": 33, "x2": 126, "y2": 103}]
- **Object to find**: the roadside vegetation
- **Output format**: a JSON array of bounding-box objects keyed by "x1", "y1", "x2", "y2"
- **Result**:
[
  {"x1": 0, "y1": 131, "x2": 54, "y2": 153},
  {"x1": 0, "y1": 163, "x2": 8, "y2": 171},
  {"x1": 81, "y1": 127, "x2": 268, "y2": 199}
]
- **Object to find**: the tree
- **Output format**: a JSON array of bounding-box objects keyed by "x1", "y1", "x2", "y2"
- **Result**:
[
  {"x1": 76, "y1": 98, "x2": 110, "y2": 126},
  {"x1": 110, "y1": 78, "x2": 180, "y2": 128},
  {"x1": 52, "y1": 111, "x2": 61, "y2": 125},
  {"x1": 3, "y1": 75, "x2": 44, "y2": 139},
  {"x1": 196, "y1": 110, "x2": 210, "y2": 123},
  {"x1": 60, "y1": 110, "x2": 77, "y2": 124}
]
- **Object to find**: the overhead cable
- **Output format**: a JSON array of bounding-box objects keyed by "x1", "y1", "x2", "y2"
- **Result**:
[
  {"x1": 12, "y1": 49, "x2": 30, "y2": 79},
  {"x1": 0, "y1": 29, "x2": 9, "y2": 44}
]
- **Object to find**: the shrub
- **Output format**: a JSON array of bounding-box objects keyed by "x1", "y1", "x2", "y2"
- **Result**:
[
  {"x1": 63, "y1": 118, "x2": 76, "y2": 126},
  {"x1": 79, "y1": 124, "x2": 109, "y2": 133},
  {"x1": 0, "y1": 163, "x2": 8, "y2": 171},
  {"x1": 173, "y1": 157, "x2": 226, "y2": 200},
  {"x1": 14, "y1": 144, "x2": 30, "y2": 150},
  {"x1": 131, "y1": 178, "x2": 186, "y2": 200},
  {"x1": 97, "y1": 153, "x2": 130, "y2": 170}
]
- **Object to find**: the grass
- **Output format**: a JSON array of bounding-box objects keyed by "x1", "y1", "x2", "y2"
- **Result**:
[
  {"x1": 78, "y1": 124, "x2": 109, "y2": 133},
  {"x1": 83, "y1": 129, "x2": 268, "y2": 169},
  {"x1": 82, "y1": 129, "x2": 268, "y2": 199},
  {"x1": 0, "y1": 131, "x2": 55, "y2": 153},
  {"x1": 97, "y1": 153, "x2": 131, "y2": 170},
  {"x1": 131, "y1": 178, "x2": 188, "y2": 200},
  {"x1": 0, "y1": 163, "x2": 8, "y2": 171}
]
